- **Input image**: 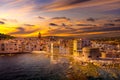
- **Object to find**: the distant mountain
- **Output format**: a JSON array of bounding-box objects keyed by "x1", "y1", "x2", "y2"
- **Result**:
[{"x1": 0, "y1": 33, "x2": 15, "y2": 40}]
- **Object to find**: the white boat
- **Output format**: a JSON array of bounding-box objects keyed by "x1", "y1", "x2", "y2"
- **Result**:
[{"x1": 31, "y1": 51, "x2": 46, "y2": 54}]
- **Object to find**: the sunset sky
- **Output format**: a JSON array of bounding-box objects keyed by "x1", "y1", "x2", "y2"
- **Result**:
[{"x1": 0, "y1": 0, "x2": 120, "y2": 37}]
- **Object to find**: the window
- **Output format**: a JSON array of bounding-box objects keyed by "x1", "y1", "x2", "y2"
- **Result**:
[
  {"x1": 1, "y1": 44, "x2": 5, "y2": 51},
  {"x1": 1, "y1": 44, "x2": 4, "y2": 47},
  {"x1": 10, "y1": 48, "x2": 12, "y2": 50},
  {"x1": 88, "y1": 56, "x2": 91, "y2": 58},
  {"x1": 1, "y1": 48, "x2": 5, "y2": 51}
]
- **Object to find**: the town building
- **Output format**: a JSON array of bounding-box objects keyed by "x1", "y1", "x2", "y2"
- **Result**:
[{"x1": 82, "y1": 47, "x2": 101, "y2": 61}]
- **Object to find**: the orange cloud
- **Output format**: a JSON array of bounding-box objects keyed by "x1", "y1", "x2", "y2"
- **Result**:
[{"x1": 40, "y1": 0, "x2": 120, "y2": 11}]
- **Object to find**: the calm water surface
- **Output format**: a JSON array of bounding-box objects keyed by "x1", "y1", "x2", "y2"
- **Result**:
[
  {"x1": 0, "y1": 53, "x2": 120, "y2": 80},
  {"x1": 0, "y1": 54, "x2": 70, "y2": 80}
]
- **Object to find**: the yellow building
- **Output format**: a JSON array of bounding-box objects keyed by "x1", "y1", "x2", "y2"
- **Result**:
[{"x1": 73, "y1": 39, "x2": 79, "y2": 56}]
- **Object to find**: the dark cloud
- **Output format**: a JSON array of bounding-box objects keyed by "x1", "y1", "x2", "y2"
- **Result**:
[
  {"x1": 38, "y1": 16, "x2": 45, "y2": 19},
  {"x1": 87, "y1": 18, "x2": 96, "y2": 22},
  {"x1": 114, "y1": 19, "x2": 120, "y2": 22},
  {"x1": 17, "y1": 27, "x2": 25, "y2": 31},
  {"x1": 51, "y1": 17, "x2": 70, "y2": 21},
  {"x1": 104, "y1": 23, "x2": 115, "y2": 26},
  {"x1": 10, "y1": 27, "x2": 38, "y2": 34},
  {"x1": 49, "y1": 22, "x2": 74, "y2": 30},
  {"x1": 100, "y1": 26, "x2": 120, "y2": 32},
  {"x1": 77, "y1": 26, "x2": 120, "y2": 33},
  {"x1": 47, "y1": 28, "x2": 72, "y2": 35},
  {"x1": 76, "y1": 24, "x2": 96, "y2": 26},
  {"x1": 10, "y1": 27, "x2": 25, "y2": 34},
  {"x1": 47, "y1": 24, "x2": 120, "y2": 36},
  {"x1": 40, "y1": 0, "x2": 91, "y2": 11},
  {"x1": 49, "y1": 23, "x2": 59, "y2": 26},
  {"x1": 66, "y1": 0, "x2": 91, "y2": 5},
  {"x1": 0, "y1": 21, "x2": 5, "y2": 24},
  {"x1": 24, "y1": 24, "x2": 35, "y2": 26},
  {"x1": 61, "y1": 23, "x2": 75, "y2": 30}
]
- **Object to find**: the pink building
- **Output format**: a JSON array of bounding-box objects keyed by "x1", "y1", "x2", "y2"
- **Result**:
[{"x1": 0, "y1": 38, "x2": 47, "y2": 53}]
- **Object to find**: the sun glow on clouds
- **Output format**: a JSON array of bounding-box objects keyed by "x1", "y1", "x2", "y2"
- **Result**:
[
  {"x1": 0, "y1": 0, "x2": 120, "y2": 37},
  {"x1": 0, "y1": 26, "x2": 16, "y2": 34}
]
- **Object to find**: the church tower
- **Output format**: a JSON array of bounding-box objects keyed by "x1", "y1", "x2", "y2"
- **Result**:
[{"x1": 38, "y1": 32, "x2": 41, "y2": 39}]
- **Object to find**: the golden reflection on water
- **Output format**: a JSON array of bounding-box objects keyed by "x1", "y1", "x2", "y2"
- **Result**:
[{"x1": 0, "y1": 53, "x2": 120, "y2": 80}]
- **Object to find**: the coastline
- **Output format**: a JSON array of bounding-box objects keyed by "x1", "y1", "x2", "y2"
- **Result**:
[{"x1": 0, "y1": 52, "x2": 31, "y2": 55}]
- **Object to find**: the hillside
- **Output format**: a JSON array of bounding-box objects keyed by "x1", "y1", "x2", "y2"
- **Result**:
[{"x1": 0, "y1": 33, "x2": 15, "y2": 40}]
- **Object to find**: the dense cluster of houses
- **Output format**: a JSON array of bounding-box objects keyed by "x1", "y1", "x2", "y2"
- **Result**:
[
  {"x1": 0, "y1": 36, "x2": 120, "y2": 59},
  {"x1": 0, "y1": 37, "x2": 91, "y2": 54},
  {"x1": 91, "y1": 41, "x2": 120, "y2": 58},
  {"x1": 91, "y1": 41, "x2": 119, "y2": 51},
  {"x1": 49, "y1": 38, "x2": 91, "y2": 55},
  {"x1": 0, "y1": 38, "x2": 47, "y2": 53}
]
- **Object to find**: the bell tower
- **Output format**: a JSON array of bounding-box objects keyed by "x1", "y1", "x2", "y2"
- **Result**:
[{"x1": 38, "y1": 32, "x2": 41, "y2": 39}]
